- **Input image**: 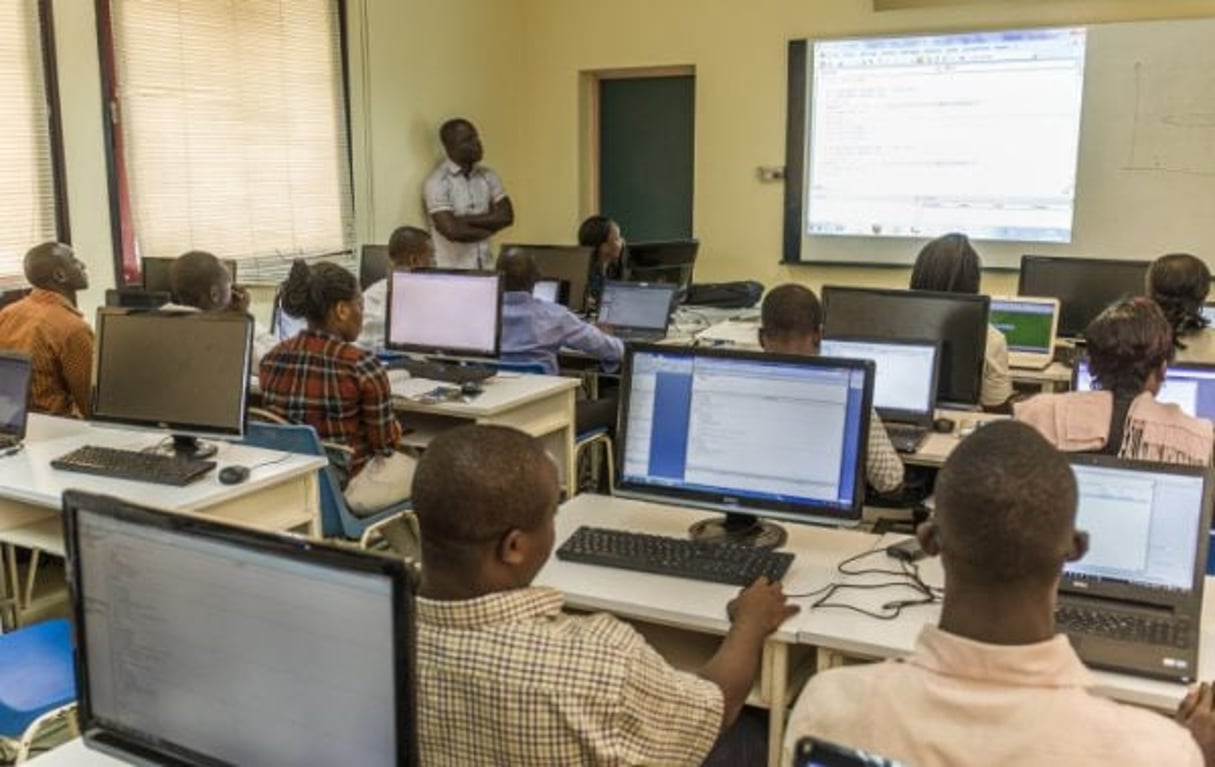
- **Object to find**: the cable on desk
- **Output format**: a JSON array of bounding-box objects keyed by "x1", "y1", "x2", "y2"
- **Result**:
[{"x1": 789, "y1": 545, "x2": 942, "y2": 620}]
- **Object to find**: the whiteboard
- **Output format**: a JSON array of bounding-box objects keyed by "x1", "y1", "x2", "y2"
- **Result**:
[{"x1": 788, "y1": 18, "x2": 1215, "y2": 269}]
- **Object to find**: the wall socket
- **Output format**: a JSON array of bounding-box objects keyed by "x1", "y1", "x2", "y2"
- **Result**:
[{"x1": 757, "y1": 166, "x2": 785, "y2": 182}]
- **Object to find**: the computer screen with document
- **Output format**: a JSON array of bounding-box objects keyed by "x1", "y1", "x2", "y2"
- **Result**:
[
  {"x1": 598, "y1": 282, "x2": 675, "y2": 331},
  {"x1": 819, "y1": 338, "x2": 938, "y2": 423},
  {"x1": 1073, "y1": 358, "x2": 1215, "y2": 420}
]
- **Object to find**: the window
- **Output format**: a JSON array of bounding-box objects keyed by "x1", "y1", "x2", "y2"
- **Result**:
[
  {"x1": 0, "y1": 0, "x2": 65, "y2": 288},
  {"x1": 103, "y1": 0, "x2": 354, "y2": 285}
]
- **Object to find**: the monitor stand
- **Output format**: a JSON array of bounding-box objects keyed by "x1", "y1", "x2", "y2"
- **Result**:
[
  {"x1": 162, "y1": 435, "x2": 217, "y2": 461},
  {"x1": 689, "y1": 512, "x2": 787, "y2": 549}
]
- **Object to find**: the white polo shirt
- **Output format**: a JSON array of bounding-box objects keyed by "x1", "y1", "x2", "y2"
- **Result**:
[{"x1": 423, "y1": 159, "x2": 507, "y2": 269}]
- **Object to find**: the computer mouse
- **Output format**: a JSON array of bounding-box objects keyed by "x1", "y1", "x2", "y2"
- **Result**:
[
  {"x1": 932, "y1": 416, "x2": 956, "y2": 434},
  {"x1": 218, "y1": 465, "x2": 251, "y2": 485}
]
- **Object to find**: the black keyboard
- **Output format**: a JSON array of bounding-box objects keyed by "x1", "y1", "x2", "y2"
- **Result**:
[
  {"x1": 555, "y1": 526, "x2": 794, "y2": 586},
  {"x1": 51, "y1": 445, "x2": 216, "y2": 487},
  {"x1": 1055, "y1": 604, "x2": 1191, "y2": 648},
  {"x1": 385, "y1": 357, "x2": 496, "y2": 385},
  {"x1": 885, "y1": 424, "x2": 929, "y2": 454}
]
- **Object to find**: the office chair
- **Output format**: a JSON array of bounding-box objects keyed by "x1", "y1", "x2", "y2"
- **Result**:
[
  {"x1": 242, "y1": 414, "x2": 416, "y2": 554},
  {"x1": 0, "y1": 619, "x2": 77, "y2": 763}
]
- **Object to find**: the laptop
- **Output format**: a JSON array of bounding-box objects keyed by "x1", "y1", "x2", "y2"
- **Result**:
[
  {"x1": 1057, "y1": 456, "x2": 1212, "y2": 682},
  {"x1": 597, "y1": 281, "x2": 677, "y2": 342},
  {"x1": 989, "y1": 296, "x2": 1060, "y2": 370},
  {"x1": 819, "y1": 338, "x2": 940, "y2": 454},
  {"x1": 0, "y1": 352, "x2": 32, "y2": 451},
  {"x1": 1073, "y1": 357, "x2": 1215, "y2": 420},
  {"x1": 271, "y1": 288, "x2": 308, "y2": 341}
]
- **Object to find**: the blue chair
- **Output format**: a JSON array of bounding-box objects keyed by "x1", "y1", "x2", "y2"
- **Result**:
[
  {"x1": 241, "y1": 418, "x2": 414, "y2": 549},
  {"x1": 0, "y1": 619, "x2": 77, "y2": 763}
]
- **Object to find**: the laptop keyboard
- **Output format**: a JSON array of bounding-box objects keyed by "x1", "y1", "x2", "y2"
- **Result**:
[
  {"x1": 885, "y1": 424, "x2": 929, "y2": 454},
  {"x1": 1055, "y1": 604, "x2": 1191, "y2": 648}
]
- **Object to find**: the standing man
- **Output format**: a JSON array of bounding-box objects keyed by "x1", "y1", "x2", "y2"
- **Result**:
[{"x1": 424, "y1": 118, "x2": 513, "y2": 269}]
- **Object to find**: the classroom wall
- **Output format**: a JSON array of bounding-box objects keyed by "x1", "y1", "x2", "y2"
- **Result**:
[{"x1": 509, "y1": 0, "x2": 1215, "y2": 297}]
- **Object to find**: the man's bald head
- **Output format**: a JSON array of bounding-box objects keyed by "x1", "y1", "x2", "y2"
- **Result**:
[
  {"x1": 497, "y1": 249, "x2": 540, "y2": 293},
  {"x1": 24, "y1": 242, "x2": 87, "y2": 294},
  {"x1": 170, "y1": 251, "x2": 232, "y2": 310}
]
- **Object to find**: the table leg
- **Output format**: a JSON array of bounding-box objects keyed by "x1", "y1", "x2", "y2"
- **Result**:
[{"x1": 767, "y1": 640, "x2": 789, "y2": 767}]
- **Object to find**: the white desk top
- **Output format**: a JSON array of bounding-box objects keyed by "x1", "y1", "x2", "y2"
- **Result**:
[
  {"x1": 30, "y1": 739, "x2": 126, "y2": 765},
  {"x1": 389, "y1": 370, "x2": 577, "y2": 417},
  {"x1": 1011, "y1": 361, "x2": 1073, "y2": 384},
  {"x1": 903, "y1": 409, "x2": 1010, "y2": 468},
  {"x1": 694, "y1": 318, "x2": 762, "y2": 349}
]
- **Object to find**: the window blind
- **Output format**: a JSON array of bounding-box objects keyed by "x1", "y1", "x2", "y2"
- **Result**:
[
  {"x1": 0, "y1": 0, "x2": 57, "y2": 288},
  {"x1": 110, "y1": 0, "x2": 355, "y2": 283}
]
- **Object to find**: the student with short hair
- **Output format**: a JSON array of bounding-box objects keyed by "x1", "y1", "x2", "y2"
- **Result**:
[
  {"x1": 166, "y1": 250, "x2": 277, "y2": 366},
  {"x1": 577, "y1": 214, "x2": 625, "y2": 313},
  {"x1": 1147, "y1": 252, "x2": 1215, "y2": 362},
  {"x1": 910, "y1": 233, "x2": 1013, "y2": 410},
  {"x1": 414, "y1": 423, "x2": 796, "y2": 766},
  {"x1": 759, "y1": 284, "x2": 904, "y2": 494},
  {"x1": 357, "y1": 226, "x2": 435, "y2": 349},
  {"x1": 783, "y1": 420, "x2": 1215, "y2": 767},
  {"x1": 260, "y1": 260, "x2": 415, "y2": 512},
  {"x1": 1016, "y1": 297, "x2": 1213, "y2": 465},
  {"x1": 0, "y1": 242, "x2": 92, "y2": 417}
]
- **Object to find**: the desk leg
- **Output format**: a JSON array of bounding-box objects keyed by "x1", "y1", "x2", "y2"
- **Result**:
[
  {"x1": 816, "y1": 647, "x2": 846, "y2": 671},
  {"x1": 0, "y1": 544, "x2": 17, "y2": 630},
  {"x1": 767, "y1": 640, "x2": 788, "y2": 767}
]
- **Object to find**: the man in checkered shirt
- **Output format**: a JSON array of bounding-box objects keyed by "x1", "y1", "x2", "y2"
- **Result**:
[{"x1": 412, "y1": 424, "x2": 797, "y2": 766}]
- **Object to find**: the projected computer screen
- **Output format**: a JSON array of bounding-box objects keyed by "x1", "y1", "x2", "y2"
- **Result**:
[
  {"x1": 806, "y1": 27, "x2": 1087, "y2": 243},
  {"x1": 387, "y1": 270, "x2": 501, "y2": 357}
]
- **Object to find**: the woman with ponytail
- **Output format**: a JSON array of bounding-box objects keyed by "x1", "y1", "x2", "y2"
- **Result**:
[{"x1": 1147, "y1": 253, "x2": 1215, "y2": 362}]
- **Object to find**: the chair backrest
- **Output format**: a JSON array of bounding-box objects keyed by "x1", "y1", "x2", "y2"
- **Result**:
[{"x1": 241, "y1": 420, "x2": 355, "y2": 539}]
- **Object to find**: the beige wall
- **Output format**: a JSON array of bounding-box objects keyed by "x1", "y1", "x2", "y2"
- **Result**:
[{"x1": 509, "y1": 0, "x2": 1215, "y2": 297}]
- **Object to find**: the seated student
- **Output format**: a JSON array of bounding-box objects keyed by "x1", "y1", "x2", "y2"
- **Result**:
[
  {"x1": 759, "y1": 284, "x2": 903, "y2": 494},
  {"x1": 910, "y1": 233, "x2": 1013, "y2": 411},
  {"x1": 1016, "y1": 297, "x2": 1213, "y2": 465},
  {"x1": 1148, "y1": 252, "x2": 1215, "y2": 362},
  {"x1": 783, "y1": 420, "x2": 1215, "y2": 767},
  {"x1": 0, "y1": 242, "x2": 92, "y2": 418},
  {"x1": 166, "y1": 250, "x2": 277, "y2": 366},
  {"x1": 578, "y1": 214, "x2": 625, "y2": 313},
  {"x1": 259, "y1": 260, "x2": 415, "y2": 513},
  {"x1": 413, "y1": 423, "x2": 796, "y2": 766},
  {"x1": 357, "y1": 226, "x2": 436, "y2": 349}
]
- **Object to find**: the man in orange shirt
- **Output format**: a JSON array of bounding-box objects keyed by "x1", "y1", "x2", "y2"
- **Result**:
[{"x1": 0, "y1": 242, "x2": 92, "y2": 418}]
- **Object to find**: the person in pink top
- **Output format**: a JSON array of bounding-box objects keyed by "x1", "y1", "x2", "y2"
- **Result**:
[{"x1": 783, "y1": 420, "x2": 1215, "y2": 767}]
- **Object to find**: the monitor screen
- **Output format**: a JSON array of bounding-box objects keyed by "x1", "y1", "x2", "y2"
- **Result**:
[
  {"x1": 359, "y1": 244, "x2": 390, "y2": 291},
  {"x1": 819, "y1": 338, "x2": 938, "y2": 423},
  {"x1": 272, "y1": 291, "x2": 308, "y2": 341},
  {"x1": 598, "y1": 282, "x2": 675, "y2": 331},
  {"x1": 822, "y1": 286, "x2": 989, "y2": 407},
  {"x1": 387, "y1": 270, "x2": 501, "y2": 358},
  {"x1": 142, "y1": 256, "x2": 237, "y2": 295},
  {"x1": 63, "y1": 491, "x2": 416, "y2": 767},
  {"x1": 1064, "y1": 458, "x2": 1210, "y2": 602},
  {"x1": 1074, "y1": 358, "x2": 1215, "y2": 420},
  {"x1": 1018, "y1": 256, "x2": 1150, "y2": 338},
  {"x1": 500, "y1": 244, "x2": 594, "y2": 313},
  {"x1": 0, "y1": 352, "x2": 31, "y2": 438},
  {"x1": 989, "y1": 298, "x2": 1056, "y2": 356},
  {"x1": 617, "y1": 345, "x2": 873, "y2": 523},
  {"x1": 533, "y1": 279, "x2": 561, "y2": 304},
  {"x1": 1203, "y1": 303, "x2": 1215, "y2": 326},
  {"x1": 622, "y1": 240, "x2": 699, "y2": 300},
  {"x1": 92, "y1": 310, "x2": 251, "y2": 439}
]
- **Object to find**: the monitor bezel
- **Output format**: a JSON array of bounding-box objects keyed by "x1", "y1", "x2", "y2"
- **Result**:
[
  {"x1": 90, "y1": 309, "x2": 252, "y2": 440},
  {"x1": 818, "y1": 335, "x2": 941, "y2": 426},
  {"x1": 385, "y1": 268, "x2": 503, "y2": 359},
  {"x1": 614, "y1": 343, "x2": 874, "y2": 525},
  {"x1": 1017, "y1": 255, "x2": 1151, "y2": 338},
  {"x1": 499, "y1": 244, "x2": 595, "y2": 313},
  {"x1": 62, "y1": 490, "x2": 419, "y2": 767}
]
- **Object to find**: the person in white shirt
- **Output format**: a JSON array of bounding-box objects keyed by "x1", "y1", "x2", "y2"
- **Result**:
[
  {"x1": 167, "y1": 250, "x2": 277, "y2": 367},
  {"x1": 357, "y1": 226, "x2": 436, "y2": 349},
  {"x1": 424, "y1": 118, "x2": 513, "y2": 269}
]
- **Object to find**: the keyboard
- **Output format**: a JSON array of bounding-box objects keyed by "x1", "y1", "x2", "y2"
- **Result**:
[
  {"x1": 555, "y1": 526, "x2": 794, "y2": 586},
  {"x1": 384, "y1": 357, "x2": 496, "y2": 385},
  {"x1": 1055, "y1": 604, "x2": 1191, "y2": 648},
  {"x1": 885, "y1": 424, "x2": 929, "y2": 454},
  {"x1": 51, "y1": 445, "x2": 216, "y2": 487}
]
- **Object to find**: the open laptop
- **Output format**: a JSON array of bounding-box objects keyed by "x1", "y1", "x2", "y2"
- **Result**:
[
  {"x1": 1073, "y1": 358, "x2": 1215, "y2": 420},
  {"x1": 597, "y1": 281, "x2": 677, "y2": 342},
  {"x1": 0, "y1": 352, "x2": 32, "y2": 451},
  {"x1": 819, "y1": 338, "x2": 940, "y2": 454},
  {"x1": 1057, "y1": 456, "x2": 1212, "y2": 682},
  {"x1": 989, "y1": 296, "x2": 1060, "y2": 370}
]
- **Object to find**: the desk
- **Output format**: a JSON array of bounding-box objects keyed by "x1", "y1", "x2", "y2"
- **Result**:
[
  {"x1": 390, "y1": 372, "x2": 578, "y2": 497},
  {"x1": 901, "y1": 409, "x2": 1009, "y2": 468},
  {"x1": 1012, "y1": 361, "x2": 1072, "y2": 392},
  {"x1": 30, "y1": 739, "x2": 124, "y2": 765}
]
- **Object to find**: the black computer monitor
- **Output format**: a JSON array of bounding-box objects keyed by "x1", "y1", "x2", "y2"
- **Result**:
[
  {"x1": 500, "y1": 244, "x2": 595, "y2": 313},
  {"x1": 142, "y1": 256, "x2": 237, "y2": 295},
  {"x1": 62, "y1": 490, "x2": 418, "y2": 767},
  {"x1": 104, "y1": 288, "x2": 171, "y2": 309},
  {"x1": 622, "y1": 239, "x2": 699, "y2": 303},
  {"x1": 0, "y1": 287, "x2": 30, "y2": 312},
  {"x1": 1018, "y1": 255, "x2": 1150, "y2": 338},
  {"x1": 822, "y1": 286, "x2": 990, "y2": 408},
  {"x1": 386, "y1": 269, "x2": 502, "y2": 358},
  {"x1": 616, "y1": 344, "x2": 874, "y2": 547},
  {"x1": 359, "y1": 244, "x2": 391, "y2": 291},
  {"x1": 91, "y1": 309, "x2": 252, "y2": 458}
]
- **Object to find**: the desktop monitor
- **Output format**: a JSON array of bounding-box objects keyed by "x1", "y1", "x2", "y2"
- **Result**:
[
  {"x1": 500, "y1": 244, "x2": 595, "y2": 313},
  {"x1": 359, "y1": 244, "x2": 391, "y2": 290},
  {"x1": 818, "y1": 338, "x2": 940, "y2": 427},
  {"x1": 0, "y1": 351, "x2": 32, "y2": 442},
  {"x1": 1073, "y1": 357, "x2": 1215, "y2": 420},
  {"x1": 532, "y1": 279, "x2": 564, "y2": 305},
  {"x1": 616, "y1": 344, "x2": 874, "y2": 546},
  {"x1": 91, "y1": 309, "x2": 252, "y2": 457},
  {"x1": 622, "y1": 239, "x2": 699, "y2": 303},
  {"x1": 1018, "y1": 255, "x2": 1150, "y2": 338},
  {"x1": 386, "y1": 269, "x2": 502, "y2": 358},
  {"x1": 821, "y1": 286, "x2": 990, "y2": 408},
  {"x1": 62, "y1": 490, "x2": 418, "y2": 767},
  {"x1": 142, "y1": 256, "x2": 237, "y2": 295}
]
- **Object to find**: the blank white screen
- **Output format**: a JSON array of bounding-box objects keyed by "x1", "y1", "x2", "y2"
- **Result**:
[
  {"x1": 819, "y1": 339, "x2": 936, "y2": 415},
  {"x1": 389, "y1": 271, "x2": 499, "y2": 354}
]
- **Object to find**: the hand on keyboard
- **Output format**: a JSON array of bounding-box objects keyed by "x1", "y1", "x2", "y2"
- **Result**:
[{"x1": 727, "y1": 577, "x2": 800, "y2": 634}]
